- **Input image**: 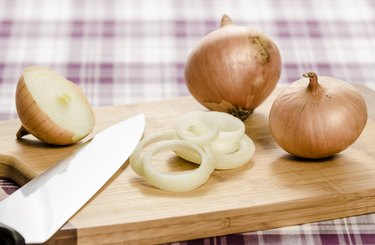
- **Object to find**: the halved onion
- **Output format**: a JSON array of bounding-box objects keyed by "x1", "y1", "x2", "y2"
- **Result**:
[{"x1": 15, "y1": 66, "x2": 95, "y2": 145}]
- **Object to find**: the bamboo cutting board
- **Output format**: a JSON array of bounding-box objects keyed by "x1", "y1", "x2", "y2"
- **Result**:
[{"x1": 1, "y1": 85, "x2": 375, "y2": 244}]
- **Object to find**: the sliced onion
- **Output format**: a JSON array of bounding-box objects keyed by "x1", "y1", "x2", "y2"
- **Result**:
[
  {"x1": 141, "y1": 140, "x2": 215, "y2": 192},
  {"x1": 214, "y1": 135, "x2": 255, "y2": 169},
  {"x1": 176, "y1": 135, "x2": 255, "y2": 170},
  {"x1": 175, "y1": 111, "x2": 219, "y2": 146},
  {"x1": 130, "y1": 110, "x2": 256, "y2": 192},
  {"x1": 210, "y1": 141, "x2": 240, "y2": 155},
  {"x1": 208, "y1": 111, "x2": 245, "y2": 141},
  {"x1": 175, "y1": 111, "x2": 252, "y2": 169},
  {"x1": 175, "y1": 111, "x2": 245, "y2": 154},
  {"x1": 130, "y1": 130, "x2": 177, "y2": 176},
  {"x1": 209, "y1": 111, "x2": 245, "y2": 154}
]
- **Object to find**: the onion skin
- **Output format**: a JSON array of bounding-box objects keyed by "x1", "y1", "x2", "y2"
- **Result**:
[
  {"x1": 184, "y1": 15, "x2": 282, "y2": 121},
  {"x1": 269, "y1": 72, "x2": 368, "y2": 159},
  {"x1": 15, "y1": 66, "x2": 95, "y2": 145}
]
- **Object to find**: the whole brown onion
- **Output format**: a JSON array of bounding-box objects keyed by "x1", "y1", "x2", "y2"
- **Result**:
[
  {"x1": 184, "y1": 15, "x2": 282, "y2": 120},
  {"x1": 269, "y1": 72, "x2": 368, "y2": 159}
]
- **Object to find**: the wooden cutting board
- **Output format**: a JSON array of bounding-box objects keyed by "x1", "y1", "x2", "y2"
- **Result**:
[{"x1": 1, "y1": 85, "x2": 375, "y2": 244}]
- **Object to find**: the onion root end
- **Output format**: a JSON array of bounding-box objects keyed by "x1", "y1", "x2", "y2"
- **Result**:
[
  {"x1": 228, "y1": 107, "x2": 254, "y2": 121},
  {"x1": 203, "y1": 100, "x2": 253, "y2": 121},
  {"x1": 16, "y1": 125, "x2": 30, "y2": 139}
]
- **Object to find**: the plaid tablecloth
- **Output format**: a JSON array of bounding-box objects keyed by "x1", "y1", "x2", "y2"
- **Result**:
[{"x1": 1, "y1": 0, "x2": 375, "y2": 244}]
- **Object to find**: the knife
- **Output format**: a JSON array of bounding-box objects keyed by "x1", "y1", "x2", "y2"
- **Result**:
[{"x1": 0, "y1": 114, "x2": 145, "y2": 244}]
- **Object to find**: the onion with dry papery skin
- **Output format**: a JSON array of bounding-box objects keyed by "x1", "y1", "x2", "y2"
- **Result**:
[
  {"x1": 269, "y1": 72, "x2": 368, "y2": 159},
  {"x1": 15, "y1": 66, "x2": 95, "y2": 145},
  {"x1": 184, "y1": 15, "x2": 282, "y2": 121}
]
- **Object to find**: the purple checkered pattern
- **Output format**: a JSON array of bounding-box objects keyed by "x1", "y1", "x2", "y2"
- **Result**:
[{"x1": 1, "y1": 0, "x2": 375, "y2": 244}]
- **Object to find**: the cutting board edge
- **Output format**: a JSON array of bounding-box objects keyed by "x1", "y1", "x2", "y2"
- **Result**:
[
  {"x1": 53, "y1": 188, "x2": 375, "y2": 244},
  {"x1": 0, "y1": 154, "x2": 35, "y2": 185}
]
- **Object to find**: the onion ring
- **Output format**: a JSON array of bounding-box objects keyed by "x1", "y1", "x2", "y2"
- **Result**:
[
  {"x1": 130, "y1": 130, "x2": 177, "y2": 176},
  {"x1": 214, "y1": 135, "x2": 255, "y2": 169},
  {"x1": 209, "y1": 111, "x2": 245, "y2": 154},
  {"x1": 130, "y1": 110, "x2": 256, "y2": 192},
  {"x1": 141, "y1": 140, "x2": 215, "y2": 192},
  {"x1": 209, "y1": 111, "x2": 245, "y2": 141},
  {"x1": 175, "y1": 111, "x2": 219, "y2": 146},
  {"x1": 176, "y1": 135, "x2": 254, "y2": 170}
]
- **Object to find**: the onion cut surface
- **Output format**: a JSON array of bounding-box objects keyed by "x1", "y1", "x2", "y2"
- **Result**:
[
  {"x1": 15, "y1": 66, "x2": 95, "y2": 145},
  {"x1": 130, "y1": 111, "x2": 256, "y2": 192}
]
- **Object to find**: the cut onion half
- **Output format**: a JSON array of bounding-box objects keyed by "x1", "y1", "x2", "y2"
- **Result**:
[{"x1": 15, "y1": 66, "x2": 95, "y2": 145}]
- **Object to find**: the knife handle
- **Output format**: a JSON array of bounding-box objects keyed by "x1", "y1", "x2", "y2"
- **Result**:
[{"x1": 0, "y1": 223, "x2": 25, "y2": 245}]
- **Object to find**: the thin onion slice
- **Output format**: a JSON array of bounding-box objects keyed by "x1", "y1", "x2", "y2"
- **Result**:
[
  {"x1": 130, "y1": 110, "x2": 256, "y2": 192},
  {"x1": 141, "y1": 140, "x2": 215, "y2": 192},
  {"x1": 215, "y1": 135, "x2": 255, "y2": 169},
  {"x1": 208, "y1": 111, "x2": 245, "y2": 141},
  {"x1": 130, "y1": 130, "x2": 177, "y2": 176},
  {"x1": 175, "y1": 111, "x2": 219, "y2": 146},
  {"x1": 175, "y1": 111, "x2": 245, "y2": 154},
  {"x1": 210, "y1": 141, "x2": 240, "y2": 155},
  {"x1": 176, "y1": 135, "x2": 255, "y2": 170},
  {"x1": 209, "y1": 111, "x2": 245, "y2": 154}
]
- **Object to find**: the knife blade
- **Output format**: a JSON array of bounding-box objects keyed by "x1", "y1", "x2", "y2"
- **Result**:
[{"x1": 0, "y1": 114, "x2": 145, "y2": 244}]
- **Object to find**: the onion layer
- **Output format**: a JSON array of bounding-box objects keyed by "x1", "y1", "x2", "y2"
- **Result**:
[
  {"x1": 130, "y1": 130, "x2": 177, "y2": 176},
  {"x1": 175, "y1": 111, "x2": 219, "y2": 146},
  {"x1": 174, "y1": 111, "x2": 253, "y2": 169},
  {"x1": 141, "y1": 140, "x2": 215, "y2": 192},
  {"x1": 130, "y1": 111, "x2": 256, "y2": 192},
  {"x1": 176, "y1": 135, "x2": 255, "y2": 170},
  {"x1": 209, "y1": 111, "x2": 245, "y2": 154}
]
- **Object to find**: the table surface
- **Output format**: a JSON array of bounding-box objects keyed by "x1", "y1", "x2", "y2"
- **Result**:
[{"x1": 1, "y1": 0, "x2": 375, "y2": 244}]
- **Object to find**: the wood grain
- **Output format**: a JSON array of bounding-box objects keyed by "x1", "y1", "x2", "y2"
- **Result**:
[{"x1": 0, "y1": 85, "x2": 375, "y2": 244}]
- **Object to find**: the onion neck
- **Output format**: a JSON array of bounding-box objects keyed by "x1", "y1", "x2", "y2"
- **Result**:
[
  {"x1": 304, "y1": 72, "x2": 323, "y2": 95},
  {"x1": 220, "y1": 15, "x2": 233, "y2": 27}
]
